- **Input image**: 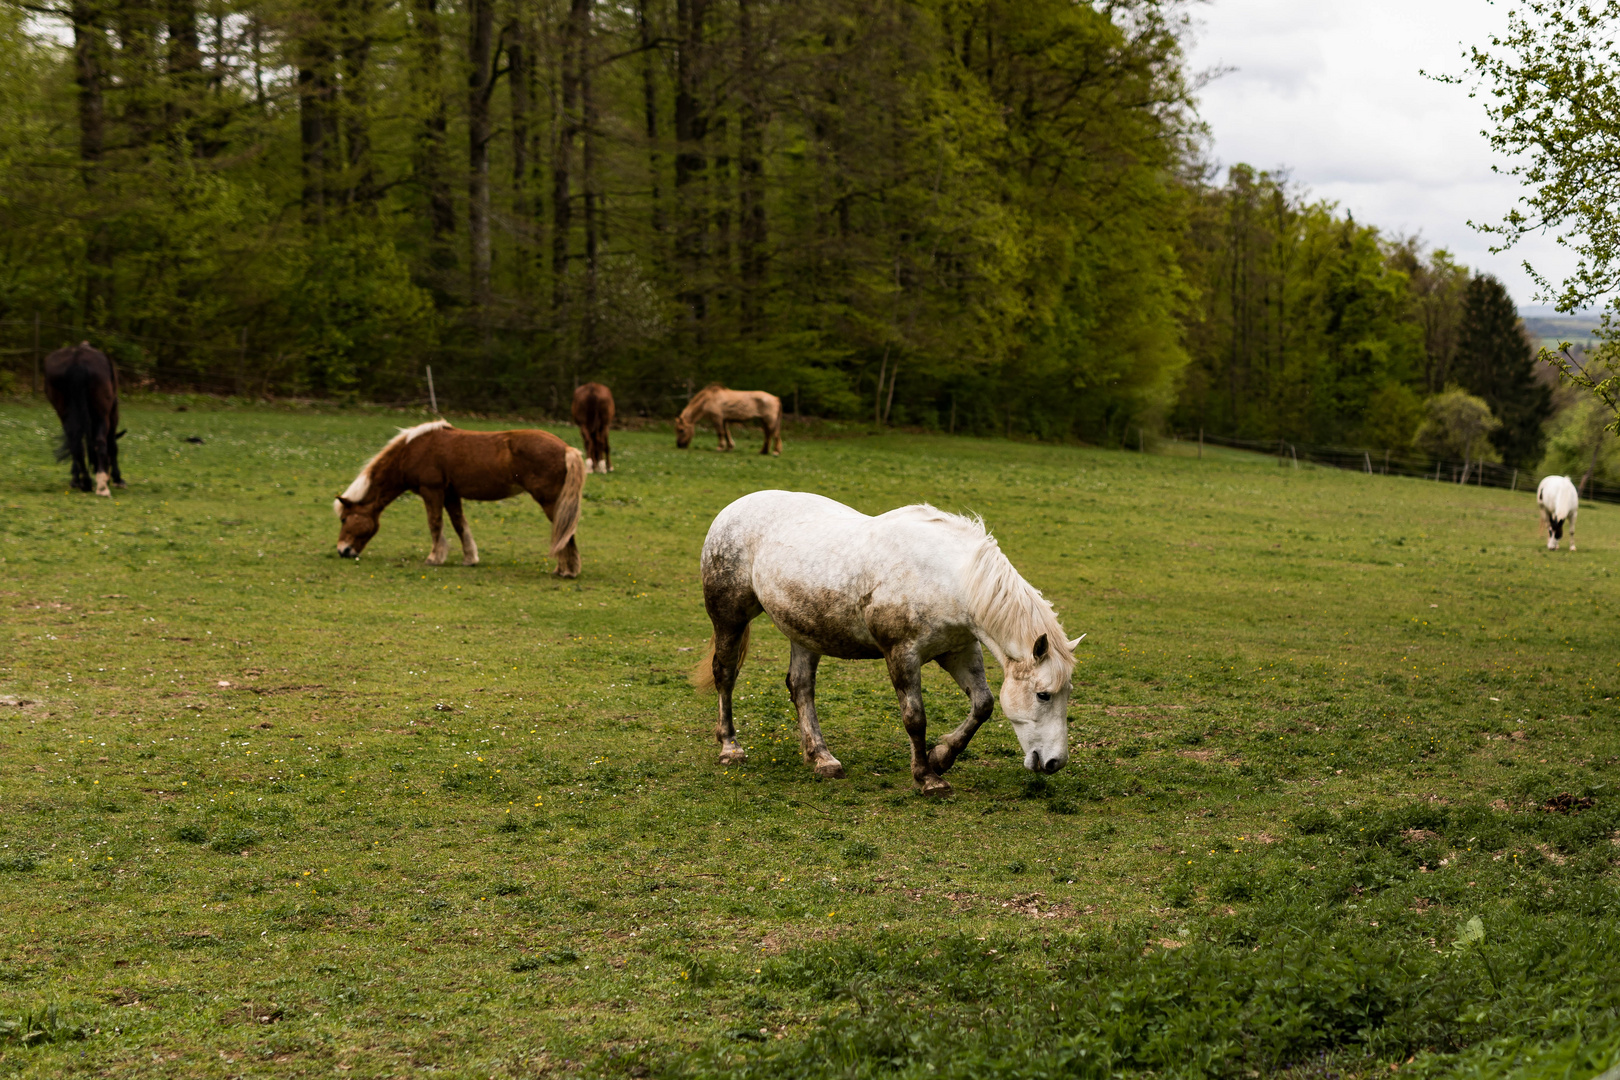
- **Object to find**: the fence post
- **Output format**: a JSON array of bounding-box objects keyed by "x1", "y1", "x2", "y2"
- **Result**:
[
  {"x1": 426, "y1": 366, "x2": 439, "y2": 414},
  {"x1": 1511, "y1": 468, "x2": 1518, "y2": 492},
  {"x1": 1138, "y1": 426, "x2": 1144, "y2": 453},
  {"x1": 1364, "y1": 451, "x2": 1372, "y2": 474},
  {"x1": 1290, "y1": 444, "x2": 1298, "y2": 469},
  {"x1": 1198, "y1": 426, "x2": 1203, "y2": 459}
]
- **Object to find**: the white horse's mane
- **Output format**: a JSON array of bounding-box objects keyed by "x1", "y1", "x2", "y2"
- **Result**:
[
  {"x1": 336, "y1": 420, "x2": 452, "y2": 509},
  {"x1": 895, "y1": 504, "x2": 1074, "y2": 665}
]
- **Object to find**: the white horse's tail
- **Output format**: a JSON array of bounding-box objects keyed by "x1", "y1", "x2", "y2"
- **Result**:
[{"x1": 692, "y1": 621, "x2": 750, "y2": 693}]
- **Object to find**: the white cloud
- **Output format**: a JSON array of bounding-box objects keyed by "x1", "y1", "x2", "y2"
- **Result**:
[{"x1": 1184, "y1": 0, "x2": 1580, "y2": 311}]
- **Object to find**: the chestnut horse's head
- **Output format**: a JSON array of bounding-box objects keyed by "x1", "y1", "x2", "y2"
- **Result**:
[
  {"x1": 674, "y1": 413, "x2": 695, "y2": 448},
  {"x1": 334, "y1": 497, "x2": 380, "y2": 558}
]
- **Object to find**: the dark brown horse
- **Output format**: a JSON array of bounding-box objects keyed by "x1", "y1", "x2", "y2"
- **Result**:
[
  {"x1": 44, "y1": 342, "x2": 124, "y2": 496},
  {"x1": 334, "y1": 421, "x2": 586, "y2": 576},
  {"x1": 571, "y1": 382, "x2": 615, "y2": 474}
]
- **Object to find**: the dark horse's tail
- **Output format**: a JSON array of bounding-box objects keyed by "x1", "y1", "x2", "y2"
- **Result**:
[{"x1": 53, "y1": 360, "x2": 96, "y2": 465}]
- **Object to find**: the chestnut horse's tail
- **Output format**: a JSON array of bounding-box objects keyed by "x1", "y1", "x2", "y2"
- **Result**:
[
  {"x1": 550, "y1": 446, "x2": 585, "y2": 558},
  {"x1": 691, "y1": 620, "x2": 750, "y2": 693}
]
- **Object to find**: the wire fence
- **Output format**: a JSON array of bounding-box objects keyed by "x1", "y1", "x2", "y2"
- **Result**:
[{"x1": 1168, "y1": 429, "x2": 1620, "y2": 505}]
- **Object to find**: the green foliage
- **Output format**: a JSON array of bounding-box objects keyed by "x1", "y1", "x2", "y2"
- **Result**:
[
  {"x1": 1454, "y1": 274, "x2": 1553, "y2": 467},
  {"x1": 1175, "y1": 167, "x2": 1425, "y2": 445},
  {"x1": 0, "y1": 1005, "x2": 88, "y2": 1048},
  {"x1": 1538, "y1": 396, "x2": 1620, "y2": 484},
  {"x1": 1416, "y1": 389, "x2": 1502, "y2": 470}
]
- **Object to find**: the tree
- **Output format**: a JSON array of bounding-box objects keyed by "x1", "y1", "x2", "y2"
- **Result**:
[
  {"x1": 1416, "y1": 389, "x2": 1502, "y2": 483},
  {"x1": 1452, "y1": 273, "x2": 1552, "y2": 468},
  {"x1": 1463, "y1": 0, "x2": 1620, "y2": 428}
]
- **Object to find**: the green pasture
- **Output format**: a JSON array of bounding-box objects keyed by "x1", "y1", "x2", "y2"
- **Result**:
[{"x1": 0, "y1": 400, "x2": 1617, "y2": 1079}]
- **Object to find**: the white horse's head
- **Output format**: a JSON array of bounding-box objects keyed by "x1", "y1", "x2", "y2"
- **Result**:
[{"x1": 1000, "y1": 633, "x2": 1083, "y2": 774}]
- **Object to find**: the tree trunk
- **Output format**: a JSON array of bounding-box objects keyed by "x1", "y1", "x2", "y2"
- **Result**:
[
  {"x1": 296, "y1": 23, "x2": 336, "y2": 228},
  {"x1": 638, "y1": 0, "x2": 663, "y2": 248},
  {"x1": 340, "y1": 0, "x2": 377, "y2": 210},
  {"x1": 674, "y1": 0, "x2": 708, "y2": 323},
  {"x1": 737, "y1": 0, "x2": 766, "y2": 330},
  {"x1": 164, "y1": 0, "x2": 201, "y2": 143},
  {"x1": 411, "y1": 0, "x2": 455, "y2": 275},
  {"x1": 553, "y1": 0, "x2": 587, "y2": 322},
  {"x1": 508, "y1": 9, "x2": 534, "y2": 288},
  {"x1": 581, "y1": 0, "x2": 600, "y2": 360},
  {"x1": 115, "y1": 0, "x2": 160, "y2": 150},
  {"x1": 467, "y1": 0, "x2": 496, "y2": 308},
  {"x1": 72, "y1": 0, "x2": 110, "y2": 319}
]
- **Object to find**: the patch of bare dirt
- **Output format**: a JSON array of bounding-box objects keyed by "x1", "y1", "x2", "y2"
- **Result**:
[{"x1": 1401, "y1": 829, "x2": 1440, "y2": 844}]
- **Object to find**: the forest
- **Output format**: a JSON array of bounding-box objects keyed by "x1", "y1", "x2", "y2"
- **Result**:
[{"x1": 0, "y1": 0, "x2": 1586, "y2": 468}]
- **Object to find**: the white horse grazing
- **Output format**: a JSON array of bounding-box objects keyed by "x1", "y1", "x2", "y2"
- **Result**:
[
  {"x1": 694, "y1": 491, "x2": 1083, "y2": 795},
  {"x1": 1537, "y1": 475, "x2": 1580, "y2": 551}
]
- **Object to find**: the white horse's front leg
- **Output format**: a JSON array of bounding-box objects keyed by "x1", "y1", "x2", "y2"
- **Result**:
[
  {"x1": 928, "y1": 645, "x2": 996, "y2": 776},
  {"x1": 888, "y1": 650, "x2": 949, "y2": 795},
  {"x1": 786, "y1": 642, "x2": 843, "y2": 779}
]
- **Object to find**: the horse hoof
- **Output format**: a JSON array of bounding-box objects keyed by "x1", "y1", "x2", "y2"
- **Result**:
[
  {"x1": 918, "y1": 776, "x2": 952, "y2": 797},
  {"x1": 462, "y1": 557, "x2": 479, "y2": 567},
  {"x1": 814, "y1": 760, "x2": 845, "y2": 779},
  {"x1": 719, "y1": 747, "x2": 747, "y2": 767}
]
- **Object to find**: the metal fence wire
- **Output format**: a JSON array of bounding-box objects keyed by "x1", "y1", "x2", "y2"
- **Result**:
[{"x1": 1169, "y1": 429, "x2": 1620, "y2": 506}]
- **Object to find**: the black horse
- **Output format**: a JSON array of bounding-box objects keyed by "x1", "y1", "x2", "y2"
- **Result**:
[{"x1": 44, "y1": 342, "x2": 124, "y2": 495}]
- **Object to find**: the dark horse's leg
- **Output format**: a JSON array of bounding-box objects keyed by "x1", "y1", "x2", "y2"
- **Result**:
[
  {"x1": 88, "y1": 401, "x2": 112, "y2": 497},
  {"x1": 786, "y1": 641, "x2": 843, "y2": 778},
  {"x1": 926, "y1": 645, "x2": 996, "y2": 777},
  {"x1": 108, "y1": 404, "x2": 125, "y2": 488},
  {"x1": 444, "y1": 488, "x2": 478, "y2": 566},
  {"x1": 421, "y1": 488, "x2": 449, "y2": 565},
  {"x1": 886, "y1": 647, "x2": 950, "y2": 795},
  {"x1": 599, "y1": 425, "x2": 611, "y2": 473}
]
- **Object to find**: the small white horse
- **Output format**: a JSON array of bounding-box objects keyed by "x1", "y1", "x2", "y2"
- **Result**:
[
  {"x1": 694, "y1": 491, "x2": 1082, "y2": 795},
  {"x1": 1537, "y1": 475, "x2": 1580, "y2": 551}
]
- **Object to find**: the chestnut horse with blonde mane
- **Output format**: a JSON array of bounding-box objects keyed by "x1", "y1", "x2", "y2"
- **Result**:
[
  {"x1": 675, "y1": 384, "x2": 783, "y2": 455},
  {"x1": 334, "y1": 421, "x2": 586, "y2": 576},
  {"x1": 571, "y1": 382, "x2": 615, "y2": 474}
]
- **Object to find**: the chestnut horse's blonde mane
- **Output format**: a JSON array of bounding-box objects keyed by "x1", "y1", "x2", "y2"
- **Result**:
[
  {"x1": 932, "y1": 508, "x2": 1074, "y2": 666},
  {"x1": 337, "y1": 420, "x2": 452, "y2": 509}
]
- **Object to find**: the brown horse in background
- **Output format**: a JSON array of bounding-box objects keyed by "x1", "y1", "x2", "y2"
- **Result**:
[
  {"x1": 675, "y1": 384, "x2": 783, "y2": 455},
  {"x1": 44, "y1": 342, "x2": 124, "y2": 496},
  {"x1": 334, "y1": 421, "x2": 586, "y2": 576},
  {"x1": 571, "y1": 382, "x2": 615, "y2": 474}
]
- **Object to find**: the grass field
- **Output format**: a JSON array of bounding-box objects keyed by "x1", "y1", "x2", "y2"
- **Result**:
[{"x1": 1, "y1": 399, "x2": 1618, "y2": 1080}]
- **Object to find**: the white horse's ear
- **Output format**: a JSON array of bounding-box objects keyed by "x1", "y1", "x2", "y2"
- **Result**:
[
  {"x1": 1067, "y1": 634, "x2": 1085, "y2": 650},
  {"x1": 1032, "y1": 634, "x2": 1049, "y2": 660}
]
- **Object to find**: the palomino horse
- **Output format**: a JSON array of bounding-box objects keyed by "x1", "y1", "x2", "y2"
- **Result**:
[
  {"x1": 571, "y1": 382, "x2": 615, "y2": 474},
  {"x1": 695, "y1": 491, "x2": 1082, "y2": 794},
  {"x1": 334, "y1": 420, "x2": 586, "y2": 576},
  {"x1": 675, "y1": 384, "x2": 783, "y2": 455},
  {"x1": 44, "y1": 342, "x2": 124, "y2": 496},
  {"x1": 1538, "y1": 474, "x2": 1579, "y2": 551}
]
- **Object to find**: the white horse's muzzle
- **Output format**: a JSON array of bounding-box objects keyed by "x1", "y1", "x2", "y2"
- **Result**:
[{"x1": 1025, "y1": 748, "x2": 1068, "y2": 774}]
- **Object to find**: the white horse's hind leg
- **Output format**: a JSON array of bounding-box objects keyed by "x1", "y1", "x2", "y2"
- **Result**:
[
  {"x1": 711, "y1": 621, "x2": 752, "y2": 766},
  {"x1": 1569, "y1": 511, "x2": 1577, "y2": 551},
  {"x1": 927, "y1": 645, "x2": 996, "y2": 777},
  {"x1": 786, "y1": 643, "x2": 843, "y2": 779}
]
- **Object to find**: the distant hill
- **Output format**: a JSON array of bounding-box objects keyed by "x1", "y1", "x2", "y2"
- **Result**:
[{"x1": 1520, "y1": 312, "x2": 1603, "y2": 352}]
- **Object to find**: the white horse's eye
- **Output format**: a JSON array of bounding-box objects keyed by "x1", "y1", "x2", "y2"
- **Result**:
[{"x1": 1036, "y1": 692, "x2": 1051, "y2": 702}]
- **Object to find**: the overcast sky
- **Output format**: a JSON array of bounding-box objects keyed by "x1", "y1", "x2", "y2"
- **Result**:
[{"x1": 1183, "y1": 0, "x2": 1579, "y2": 315}]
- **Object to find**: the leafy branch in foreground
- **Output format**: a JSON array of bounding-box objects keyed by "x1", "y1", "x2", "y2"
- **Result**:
[{"x1": 1542, "y1": 344, "x2": 1620, "y2": 432}]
